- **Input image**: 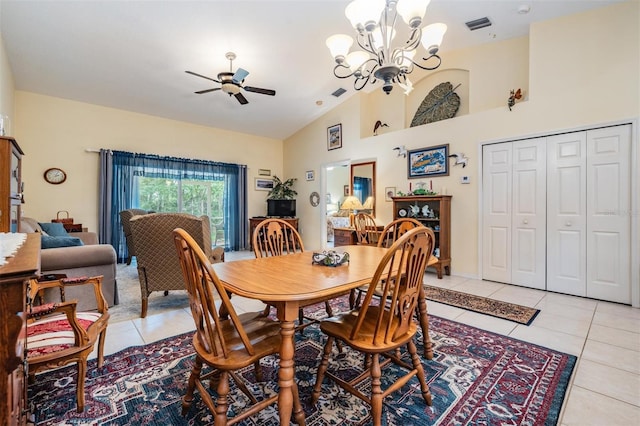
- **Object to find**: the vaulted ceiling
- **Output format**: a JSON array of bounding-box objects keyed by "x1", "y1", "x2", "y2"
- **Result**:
[{"x1": 0, "y1": 0, "x2": 623, "y2": 140}]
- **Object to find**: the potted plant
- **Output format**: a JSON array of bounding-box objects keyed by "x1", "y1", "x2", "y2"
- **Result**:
[{"x1": 267, "y1": 175, "x2": 297, "y2": 200}]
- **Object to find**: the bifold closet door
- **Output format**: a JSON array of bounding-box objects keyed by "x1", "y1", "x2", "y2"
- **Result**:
[
  {"x1": 482, "y1": 139, "x2": 546, "y2": 289},
  {"x1": 547, "y1": 125, "x2": 631, "y2": 303},
  {"x1": 585, "y1": 125, "x2": 631, "y2": 303}
]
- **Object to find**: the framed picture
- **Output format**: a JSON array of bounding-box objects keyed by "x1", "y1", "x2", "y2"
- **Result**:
[
  {"x1": 408, "y1": 143, "x2": 450, "y2": 178},
  {"x1": 258, "y1": 169, "x2": 271, "y2": 176},
  {"x1": 384, "y1": 186, "x2": 396, "y2": 202},
  {"x1": 305, "y1": 170, "x2": 315, "y2": 181},
  {"x1": 254, "y1": 177, "x2": 274, "y2": 191},
  {"x1": 343, "y1": 185, "x2": 350, "y2": 196},
  {"x1": 327, "y1": 123, "x2": 342, "y2": 151}
]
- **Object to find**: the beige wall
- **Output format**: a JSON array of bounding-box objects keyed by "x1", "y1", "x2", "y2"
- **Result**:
[
  {"x1": 14, "y1": 92, "x2": 283, "y2": 231},
  {"x1": 0, "y1": 33, "x2": 15, "y2": 135},
  {"x1": 284, "y1": 1, "x2": 640, "y2": 277}
]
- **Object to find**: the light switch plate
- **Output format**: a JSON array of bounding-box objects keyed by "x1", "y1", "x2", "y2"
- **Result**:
[{"x1": 461, "y1": 176, "x2": 470, "y2": 184}]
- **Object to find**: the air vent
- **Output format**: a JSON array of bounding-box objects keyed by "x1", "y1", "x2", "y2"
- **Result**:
[
  {"x1": 465, "y1": 17, "x2": 492, "y2": 31},
  {"x1": 331, "y1": 88, "x2": 347, "y2": 97}
]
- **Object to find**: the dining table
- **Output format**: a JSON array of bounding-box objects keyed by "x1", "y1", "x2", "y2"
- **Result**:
[{"x1": 212, "y1": 245, "x2": 435, "y2": 425}]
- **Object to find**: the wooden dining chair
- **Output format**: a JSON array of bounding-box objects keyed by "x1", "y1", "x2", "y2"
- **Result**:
[
  {"x1": 26, "y1": 275, "x2": 110, "y2": 413},
  {"x1": 311, "y1": 227, "x2": 435, "y2": 426},
  {"x1": 353, "y1": 212, "x2": 378, "y2": 246},
  {"x1": 173, "y1": 228, "x2": 300, "y2": 425},
  {"x1": 252, "y1": 218, "x2": 334, "y2": 329},
  {"x1": 349, "y1": 217, "x2": 424, "y2": 309}
]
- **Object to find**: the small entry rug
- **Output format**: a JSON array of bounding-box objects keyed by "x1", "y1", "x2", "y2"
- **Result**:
[
  {"x1": 29, "y1": 307, "x2": 574, "y2": 425},
  {"x1": 424, "y1": 285, "x2": 541, "y2": 325}
]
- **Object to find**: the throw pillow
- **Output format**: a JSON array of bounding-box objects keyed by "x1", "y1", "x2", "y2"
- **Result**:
[
  {"x1": 41, "y1": 235, "x2": 84, "y2": 249},
  {"x1": 39, "y1": 222, "x2": 69, "y2": 237}
]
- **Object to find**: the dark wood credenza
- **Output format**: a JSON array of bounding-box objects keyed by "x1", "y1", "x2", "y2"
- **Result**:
[
  {"x1": 249, "y1": 217, "x2": 299, "y2": 249},
  {"x1": 1, "y1": 234, "x2": 40, "y2": 425}
]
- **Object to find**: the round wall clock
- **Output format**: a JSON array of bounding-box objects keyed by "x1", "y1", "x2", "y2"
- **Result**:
[
  {"x1": 309, "y1": 191, "x2": 320, "y2": 207},
  {"x1": 410, "y1": 81, "x2": 461, "y2": 127},
  {"x1": 44, "y1": 167, "x2": 67, "y2": 184}
]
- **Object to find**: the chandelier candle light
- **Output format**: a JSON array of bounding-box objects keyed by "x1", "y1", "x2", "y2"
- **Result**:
[{"x1": 326, "y1": 0, "x2": 447, "y2": 95}]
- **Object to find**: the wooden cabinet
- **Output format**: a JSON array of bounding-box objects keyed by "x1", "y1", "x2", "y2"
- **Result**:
[
  {"x1": 249, "y1": 217, "x2": 299, "y2": 249},
  {"x1": 0, "y1": 137, "x2": 24, "y2": 233},
  {"x1": 1, "y1": 234, "x2": 40, "y2": 425},
  {"x1": 392, "y1": 195, "x2": 452, "y2": 278},
  {"x1": 333, "y1": 227, "x2": 356, "y2": 247}
]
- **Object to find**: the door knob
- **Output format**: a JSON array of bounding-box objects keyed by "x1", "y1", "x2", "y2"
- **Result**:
[
  {"x1": 523, "y1": 220, "x2": 528, "y2": 225},
  {"x1": 565, "y1": 222, "x2": 572, "y2": 227}
]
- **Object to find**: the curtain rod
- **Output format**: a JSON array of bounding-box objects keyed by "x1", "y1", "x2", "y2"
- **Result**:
[{"x1": 85, "y1": 148, "x2": 100, "y2": 153}]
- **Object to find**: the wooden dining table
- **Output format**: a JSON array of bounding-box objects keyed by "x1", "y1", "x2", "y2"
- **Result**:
[{"x1": 212, "y1": 245, "x2": 435, "y2": 425}]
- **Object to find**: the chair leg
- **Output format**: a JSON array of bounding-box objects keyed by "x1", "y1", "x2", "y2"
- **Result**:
[
  {"x1": 96, "y1": 329, "x2": 108, "y2": 367},
  {"x1": 164, "y1": 290, "x2": 169, "y2": 296},
  {"x1": 141, "y1": 297, "x2": 148, "y2": 318},
  {"x1": 126, "y1": 256, "x2": 132, "y2": 265},
  {"x1": 298, "y1": 308, "x2": 305, "y2": 334},
  {"x1": 76, "y1": 359, "x2": 87, "y2": 412},
  {"x1": 369, "y1": 354, "x2": 383, "y2": 426},
  {"x1": 214, "y1": 371, "x2": 230, "y2": 426},
  {"x1": 408, "y1": 339, "x2": 432, "y2": 405},
  {"x1": 311, "y1": 336, "x2": 334, "y2": 404},
  {"x1": 324, "y1": 300, "x2": 333, "y2": 318},
  {"x1": 182, "y1": 356, "x2": 203, "y2": 416}
]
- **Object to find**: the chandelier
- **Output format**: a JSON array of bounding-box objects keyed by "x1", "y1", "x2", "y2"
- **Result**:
[{"x1": 326, "y1": 0, "x2": 447, "y2": 95}]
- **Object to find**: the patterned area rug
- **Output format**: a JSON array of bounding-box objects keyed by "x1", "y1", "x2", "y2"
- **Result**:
[
  {"x1": 424, "y1": 286, "x2": 541, "y2": 325},
  {"x1": 29, "y1": 297, "x2": 574, "y2": 425}
]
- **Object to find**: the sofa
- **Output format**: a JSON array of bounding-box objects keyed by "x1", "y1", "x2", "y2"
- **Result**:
[{"x1": 20, "y1": 217, "x2": 118, "y2": 311}]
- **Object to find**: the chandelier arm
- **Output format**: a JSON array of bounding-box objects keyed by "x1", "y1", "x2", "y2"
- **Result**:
[
  {"x1": 353, "y1": 75, "x2": 372, "y2": 91},
  {"x1": 333, "y1": 64, "x2": 357, "y2": 79},
  {"x1": 412, "y1": 54, "x2": 443, "y2": 71},
  {"x1": 356, "y1": 33, "x2": 377, "y2": 56}
]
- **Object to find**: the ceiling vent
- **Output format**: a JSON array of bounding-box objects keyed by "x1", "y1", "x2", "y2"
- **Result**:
[
  {"x1": 465, "y1": 17, "x2": 492, "y2": 31},
  {"x1": 331, "y1": 88, "x2": 347, "y2": 97}
]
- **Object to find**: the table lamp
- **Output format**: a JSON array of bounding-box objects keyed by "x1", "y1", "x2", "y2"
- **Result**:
[
  {"x1": 340, "y1": 196, "x2": 364, "y2": 227},
  {"x1": 362, "y1": 196, "x2": 374, "y2": 210}
]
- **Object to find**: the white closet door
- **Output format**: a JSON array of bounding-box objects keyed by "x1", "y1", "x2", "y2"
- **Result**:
[
  {"x1": 586, "y1": 125, "x2": 631, "y2": 303},
  {"x1": 512, "y1": 139, "x2": 547, "y2": 289},
  {"x1": 482, "y1": 143, "x2": 512, "y2": 283},
  {"x1": 547, "y1": 133, "x2": 587, "y2": 296}
]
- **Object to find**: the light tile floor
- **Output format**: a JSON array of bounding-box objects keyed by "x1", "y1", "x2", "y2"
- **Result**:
[{"x1": 92, "y1": 251, "x2": 640, "y2": 426}]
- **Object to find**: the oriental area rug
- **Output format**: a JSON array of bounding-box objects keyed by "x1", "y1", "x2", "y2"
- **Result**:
[
  {"x1": 28, "y1": 312, "x2": 574, "y2": 425},
  {"x1": 423, "y1": 286, "x2": 541, "y2": 326}
]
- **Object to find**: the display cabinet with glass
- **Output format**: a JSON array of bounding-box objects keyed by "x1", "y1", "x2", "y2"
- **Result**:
[{"x1": 391, "y1": 195, "x2": 451, "y2": 278}]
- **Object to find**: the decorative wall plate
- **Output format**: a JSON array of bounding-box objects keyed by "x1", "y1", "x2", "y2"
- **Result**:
[
  {"x1": 398, "y1": 208, "x2": 408, "y2": 217},
  {"x1": 309, "y1": 191, "x2": 320, "y2": 207},
  {"x1": 410, "y1": 82, "x2": 461, "y2": 127}
]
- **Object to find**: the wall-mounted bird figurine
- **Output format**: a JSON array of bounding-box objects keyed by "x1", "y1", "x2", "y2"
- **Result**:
[
  {"x1": 508, "y1": 88, "x2": 522, "y2": 111},
  {"x1": 449, "y1": 153, "x2": 468, "y2": 168},
  {"x1": 393, "y1": 145, "x2": 407, "y2": 158},
  {"x1": 373, "y1": 120, "x2": 389, "y2": 136}
]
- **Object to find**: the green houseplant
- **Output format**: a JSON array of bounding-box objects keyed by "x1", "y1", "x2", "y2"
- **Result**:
[{"x1": 267, "y1": 175, "x2": 297, "y2": 200}]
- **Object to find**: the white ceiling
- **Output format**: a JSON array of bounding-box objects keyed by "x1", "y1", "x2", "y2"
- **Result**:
[{"x1": 0, "y1": 0, "x2": 623, "y2": 140}]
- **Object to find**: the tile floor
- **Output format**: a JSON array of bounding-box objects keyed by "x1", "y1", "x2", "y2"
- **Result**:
[{"x1": 92, "y1": 251, "x2": 640, "y2": 426}]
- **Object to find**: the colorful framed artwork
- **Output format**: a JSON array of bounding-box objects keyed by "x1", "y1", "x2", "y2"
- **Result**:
[
  {"x1": 305, "y1": 170, "x2": 315, "y2": 181},
  {"x1": 254, "y1": 178, "x2": 274, "y2": 191},
  {"x1": 408, "y1": 143, "x2": 450, "y2": 178},
  {"x1": 327, "y1": 123, "x2": 342, "y2": 151}
]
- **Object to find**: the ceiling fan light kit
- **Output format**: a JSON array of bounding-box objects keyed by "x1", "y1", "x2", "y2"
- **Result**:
[
  {"x1": 186, "y1": 52, "x2": 275, "y2": 105},
  {"x1": 326, "y1": 0, "x2": 447, "y2": 95}
]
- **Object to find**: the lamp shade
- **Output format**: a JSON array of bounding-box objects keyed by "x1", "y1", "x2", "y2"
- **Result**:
[
  {"x1": 362, "y1": 196, "x2": 374, "y2": 209},
  {"x1": 421, "y1": 23, "x2": 447, "y2": 55},
  {"x1": 340, "y1": 196, "x2": 364, "y2": 210},
  {"x1": 346, "y1": 51, "x2": 370, "y2": 71},
  {"x1": 345, "y1": 0, "x2": 384, "y2": 31},
  {"x1": 326, "y1": 34, "x2": 354, "y2": 59},
  {"x1": 396, "y1": 0, "x2": 431, "y2": 28}
]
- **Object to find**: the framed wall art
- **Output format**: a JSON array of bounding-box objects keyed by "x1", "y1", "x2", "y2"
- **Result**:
[
  {"x1": 384, "y1": 186, "x2": 396, "y2": 202},
  {"x1": 407, "y1": 143, "x2": 449, "y2": 178},
  {"x1": 254, "y1": 178, "x2": 274, "y2": 191},
  {"x1": 327, "y1": 123, "x2": 342, "y2": 150},
  {"x1": 305, "y1": 170, "x2": 315, "y2": 181},
  {"x1": 343, "y1": 185, "x2": 350, "y2": 196},
  {"x1": 258, "y1": 169, "x2": 271, "y2": 176}
]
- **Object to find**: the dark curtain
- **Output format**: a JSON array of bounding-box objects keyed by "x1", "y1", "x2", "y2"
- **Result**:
[
  {"x1": 353, "y1": 176, "x2": 372, "y2": 204},
  {"x1": 99, "y1": 150, "x2": 247, "y2": 262}
]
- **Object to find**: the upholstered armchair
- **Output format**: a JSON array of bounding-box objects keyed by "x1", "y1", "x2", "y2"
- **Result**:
[
  {"x1": 129, "y1": 213, "x2": 225, "y2": 318},
  {"x1": 119, "y1": 208, "x2": 152, "y2": 265}
]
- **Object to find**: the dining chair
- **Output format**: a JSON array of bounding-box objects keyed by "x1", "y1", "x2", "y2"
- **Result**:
[
  {"x1": 353, "y1": 212, "x2": 378, "y2": 246},
  {"x1": 252, "y1": 218, "x2": 334, "y2": 329},
  {"x1": 26, "y1": 275, "x2": 110, "y2": 413},
  {"x1": 173, "y1": 228, "x2": 300, "y2": 425},
  {"x1": 311, "y1": 226, "x2": 435, "y2": 426},
  {"x1": 349, "y1": 217, "x2": 424, "y2": 309}
]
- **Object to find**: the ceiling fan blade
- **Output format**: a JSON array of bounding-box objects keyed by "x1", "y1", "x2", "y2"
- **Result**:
[
  {"x1": 234, "y1": 92, "x2": 249, "y2": 105},
  {"x1": 194, "y1": 88, "x2": 221, "y2": 94},
  {"x1": 185, "y1": 70, "x2": 221, "y2": 83},
  {"x1": 232, "y1": 67, "x2": 249, "y2": 84},
  {"x1": 244, "y1": 86, "x2": 276, "y2": 96}
]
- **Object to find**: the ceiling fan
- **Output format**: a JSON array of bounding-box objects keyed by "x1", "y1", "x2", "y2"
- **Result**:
[{"x1": 185, "y1": 52, "x2": 276, "y2": 105}]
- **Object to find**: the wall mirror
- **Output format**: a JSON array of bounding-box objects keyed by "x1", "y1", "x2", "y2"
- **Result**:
[{"x1": 351, "y1": 161, "x2": 376, "y2": 217}]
